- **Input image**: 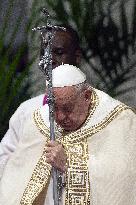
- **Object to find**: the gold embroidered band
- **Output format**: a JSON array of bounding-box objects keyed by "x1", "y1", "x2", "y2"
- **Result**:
[
  {"x1": 20, "y1": 147, "x2": 51, "y2": 205},
  {"x1": 64, "y1": 141, "x2": 90, "y2": 205},
  {"x1": 20, "y1": 99, "x2": 130, "y2": 204}
]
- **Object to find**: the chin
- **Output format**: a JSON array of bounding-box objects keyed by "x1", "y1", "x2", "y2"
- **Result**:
[
  {"x1": 58, "y1": 124, "x2": 74, "y2": 132},
  {"x1": 57, "y1": 122, "x2": 79, "y2": 132},
  {"x1": 63, "y1": 125, "x2": 79, "y2": 132}
]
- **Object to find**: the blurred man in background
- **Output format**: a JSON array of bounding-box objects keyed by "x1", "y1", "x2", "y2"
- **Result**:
[
  {"x1": 0, "y1": 64, "x2": 136, "y2": 205},
  {"x1": 0, "y1": 26, "x2": 82, "y2": 178}
]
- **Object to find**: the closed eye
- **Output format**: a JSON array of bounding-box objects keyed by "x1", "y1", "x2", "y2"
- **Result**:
[{"x1": 54, "y1": 48, "x2": 64, "y2": 55}]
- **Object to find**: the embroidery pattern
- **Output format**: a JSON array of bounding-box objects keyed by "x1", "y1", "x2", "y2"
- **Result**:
[
  {"x1": 20, "y1": 111, "x2": 51, "y2": 204},
  {"x1": 55, "y1": 88, "x2": 99, "y2": 134},
  {"x1": 20, "y1": 89, "x2": 131, "y2": 204},
  {"x1": 64, "y1": 140, "x2": 90, "y2": 205},
  {"x1": 82, "y1": 88, "x2": 99, "y2": 127},
  {"x1": 20, "y1": 146, "x2": 51, "y2": 205},
  {"x1": 63, "y1": 104, "x2": 130, "y2": 143},
  {"x1": 33, "y1": 109, "x2": 50, "y2": 138}
]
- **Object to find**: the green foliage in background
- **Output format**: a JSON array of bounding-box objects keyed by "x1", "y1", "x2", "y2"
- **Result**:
[
  {"x1": 1, "y1": 0, "x2": 136, "y2": 139},
  {"x1": 44, "y1": 0, "x2": 136, "y2": 97},
  {"x1": 0, "y1": 0, "x2": 43, "y2": 139}
]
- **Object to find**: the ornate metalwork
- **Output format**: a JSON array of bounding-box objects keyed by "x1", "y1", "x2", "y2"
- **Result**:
[{"x1": 32, "y1": 8, "x2": 66, "y2": 205}]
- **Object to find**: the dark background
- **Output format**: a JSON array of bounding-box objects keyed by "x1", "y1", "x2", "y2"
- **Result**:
[{"x1": 0, "y1": 0, "x2": 136, "y2": 140}]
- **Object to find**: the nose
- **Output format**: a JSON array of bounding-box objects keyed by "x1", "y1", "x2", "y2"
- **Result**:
[{"x1": 56, "y1": 111, "x2": 66, "y2": 122}]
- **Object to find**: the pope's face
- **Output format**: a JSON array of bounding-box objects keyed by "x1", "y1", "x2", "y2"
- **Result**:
[
  {"x1": 53, "y1": 86, "x2": 91, "y2": 131},
  {"x1": 41, "y1": 31, "x2": 81, "y2": 69}
]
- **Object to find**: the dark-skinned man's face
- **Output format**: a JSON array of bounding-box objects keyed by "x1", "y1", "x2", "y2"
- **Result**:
[{"x1": 41, "y1": 31, "x2": 81, "y2": 69}]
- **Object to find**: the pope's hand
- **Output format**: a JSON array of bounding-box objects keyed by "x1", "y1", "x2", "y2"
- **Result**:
[{"x1": 45, "y1": 141, "x2": 67, "y2": 173}]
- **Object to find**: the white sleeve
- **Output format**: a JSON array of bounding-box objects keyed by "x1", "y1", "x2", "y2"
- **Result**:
[
  {"x1": 0, "y1": 94, "x2": 44, "y2": 178},
  {"x1": 0, "y1": 94, "x2": 44, "y2": 179},
  {"x1": 0, "y1": 105, "x2": 23, "y2": 179}
]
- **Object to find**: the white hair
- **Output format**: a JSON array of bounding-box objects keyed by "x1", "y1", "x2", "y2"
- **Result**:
[{"x1": 75, "y1": 81, "x2": 89, "y2": 93}]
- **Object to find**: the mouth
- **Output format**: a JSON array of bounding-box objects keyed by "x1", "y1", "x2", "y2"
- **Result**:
[
  {"x1": 56, "y1": 121, "x2": 79, "y2": 132},
  {"x1": 61, "y1": 122, "x2": 71, "y2": 128},
  {"x1": 58, "y1": 121, "x2": 77, "y2": 131}
]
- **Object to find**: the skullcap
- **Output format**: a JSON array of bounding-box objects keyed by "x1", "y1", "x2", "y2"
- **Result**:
[{"x1": 52, "y1": 64, "x2": 86, "y2": 87}]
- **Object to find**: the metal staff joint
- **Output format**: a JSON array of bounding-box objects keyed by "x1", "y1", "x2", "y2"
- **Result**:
[{"x1": 32, "y1": 8, "x2": 66, "y2": 205}]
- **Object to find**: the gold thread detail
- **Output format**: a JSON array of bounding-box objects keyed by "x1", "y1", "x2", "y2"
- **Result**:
[
  {"x1": 62, "y1": 104, "x2": 131, "y2": 143},
  {"x1": 20, "y1": 94, "x2": 131, "y2": 204},
  {"x1": 33, "y1": 103, "x2": 131, "y2": 144},
  {"x1": 64, "y1": 140, "x2": 91, "y2": 205},
  {"x1": 20, "y1": 112, "x2": 51, "y2": 205},
  {"x1": 20, "y1": 146, "x2": 51, "y2": 205},
  {"x1": 83, "y1": 87, "x2": 99, "y2": 127},
  {"x1": 55, "y1": 87, "x2": 99, "y2": 134},
  {"x1": 33, "y1": 109, "x2": 50, "y2": 139}
]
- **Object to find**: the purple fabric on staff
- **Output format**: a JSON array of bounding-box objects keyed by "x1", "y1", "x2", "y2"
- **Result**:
[{"x1": 43, "y1": 95, "x2": 48, "y2": 105}]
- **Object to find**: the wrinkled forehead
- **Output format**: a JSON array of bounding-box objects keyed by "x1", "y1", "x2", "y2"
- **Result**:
[
  {"x1": 52, "y1": 31, "x2": 72, "y2": 47},
  {"x1": 53, "y1": 86, "x2": 78, "y2": 104}
]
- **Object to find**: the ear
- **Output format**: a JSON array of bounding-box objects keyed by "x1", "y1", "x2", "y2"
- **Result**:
[
  {"x1": 75, "y1": 49, "x2": 82, "y2": 65},
  {"x1": 84, "y1": 89, "x2": 92, "y2": 103}
]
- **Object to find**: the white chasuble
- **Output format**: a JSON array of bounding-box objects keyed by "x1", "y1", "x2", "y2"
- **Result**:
[{"x1": 0, "y1": 88, "x2": 136, "y2": 205}]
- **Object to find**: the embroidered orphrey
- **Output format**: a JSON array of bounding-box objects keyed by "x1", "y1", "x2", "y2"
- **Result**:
[{"x1": 20, "y1": 89, "x2": 130, "y2": 204}]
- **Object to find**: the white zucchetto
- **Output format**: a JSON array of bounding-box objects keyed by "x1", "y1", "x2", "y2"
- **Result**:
[{"x1": 52, "y1": 64, "x2": 86, "y2": 87}]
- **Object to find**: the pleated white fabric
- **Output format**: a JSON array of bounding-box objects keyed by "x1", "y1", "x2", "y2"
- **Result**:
[{"x1": 0, "y1": 89, "x2": 136, "y2": 205}]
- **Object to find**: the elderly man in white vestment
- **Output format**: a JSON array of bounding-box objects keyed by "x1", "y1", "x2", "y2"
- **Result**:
[
  {"x1": 0, "y1": 64, "x2": 136, "y2": 205},
  {"x1": 0, "y1": 26, "x2": 82, "y2": 176}
]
